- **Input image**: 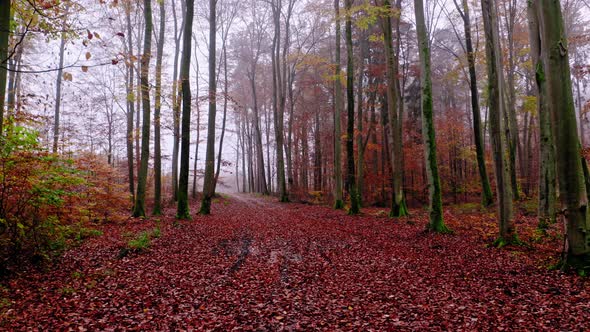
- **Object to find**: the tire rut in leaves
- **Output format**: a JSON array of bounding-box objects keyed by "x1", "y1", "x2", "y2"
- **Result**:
[{"x1": 229, "y1": 237, "x2": 252, "y2": 273}]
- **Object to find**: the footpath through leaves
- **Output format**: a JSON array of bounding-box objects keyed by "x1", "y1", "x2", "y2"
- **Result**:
[{"x1": 1, "y1": 194, "x2": 589, "y2": 330}]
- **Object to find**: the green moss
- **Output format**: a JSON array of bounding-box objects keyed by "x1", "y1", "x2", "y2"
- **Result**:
[{"x1": 334, "y1": 199, "x2": 345, "y2": 210}]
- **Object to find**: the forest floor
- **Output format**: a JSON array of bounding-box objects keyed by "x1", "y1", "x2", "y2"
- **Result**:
[{"x1": 1, "y1": 194, "x2": 589, "y2": 330}]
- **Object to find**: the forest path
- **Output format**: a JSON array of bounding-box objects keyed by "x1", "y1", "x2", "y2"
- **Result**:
[{"x1": 1, "y1": 194, "x2": 588, "y2": 330}]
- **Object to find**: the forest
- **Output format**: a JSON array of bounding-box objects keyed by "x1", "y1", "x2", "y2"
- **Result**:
[{"x1": 0, "y1": 0, "x2": 590, "y2": 329}]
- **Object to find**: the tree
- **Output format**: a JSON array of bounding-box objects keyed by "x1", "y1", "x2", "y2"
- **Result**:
[
  {"x1": 414, "y1": 0, "x2": 448, "y2": 232},
  {"x1": 378, "y1": 0, "x2": 407, "y2": 217},
  {"x1": 199, "y1": 0, "x2": 217, "y2": 215},
  {"x1": 177, "y1": 0, "x2": 195, "y2": 219},
  {"x1": 171, "y1": 0, "x2": 185, "y2": 202},
  {"x1": 124, "y1": 0, "x2": 136, "y2": 202},
  {"x1": 152, "y1": 0, "x2": 165, "y2": 216},
  {"x1": 344, "y1": 0, "x2": 359, "y2": 214},
  {"x1": 333, "y1": 0, "x2": 344, "y2": 209},
  {"x1": 527, "y1": 1, "x2": 555, "y2": 229},
  {"x1": 52, "y1": 7, "x2": 69, "y2": 154},
  {"x1": 533, "y1": 0, "x2": 590, "y2": 271},
  {"x1": 132, "y1": 0, "x2": 153, "y2": 218},
  {"x1": 481, "y1": 0, "x2": 515, "y2": 245},
  {"x1": 0, "y1": 0, "x2": 10, "y2": 137},
  {"x1": 452, "y1": 0, "x2": 494, "y2": 207}
]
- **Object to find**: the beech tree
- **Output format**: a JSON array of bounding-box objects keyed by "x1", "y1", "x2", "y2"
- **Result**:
[
  {"x1": 152, "y1": 0, "x2": 165, "y2": 216},
  {"x1": 333, "y1": 0, "x2": 344, "y2": 209},
  {"x1": 132, "y1": 0, "x2": 153, "y2": 218},
  {"x1": 378, "y1": 0, "x2": 407, "y2": 217},
  {"x1": 452, "y1": 0, "x2": 493, "y2": 207},
  {"x1": 0, "y1": 0, "x2": 9, "y2": 136},
  {"x1": 481, "y1": 0, "x2": 516, "y2": 245},
  {"x1": 414, "y1": 0, "x2": 448, "y2": 233},
  {"x1": 199, "y1": 0, "x2": 217, "y2": 215},
  {"x1": 527, "y1": 1, "x2": 555, "y2": 229},
  {"x1": 344, "y1": 0, "x2": 359, "y2": 215},
  {"x1": 177, "y1": 0, "x2": 195, "y2": 219},
  {"x1": 532, "y1": 0, "x2": 590, "y2": 271}
]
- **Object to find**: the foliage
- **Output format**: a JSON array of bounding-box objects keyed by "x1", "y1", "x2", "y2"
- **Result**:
[
  {"x1": 0, "y1": 124, "x2": 128, "y2": 272},
  {"x1": 126, "y1": 227, "x2": 161, "y2": 251},
  {"x1": 1, "y1": 197, "x2": 589, "y2": 329}
]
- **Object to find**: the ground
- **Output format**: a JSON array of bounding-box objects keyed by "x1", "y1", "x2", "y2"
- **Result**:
[{"x1": 1, "y1": 194, "x2": 589, "y2": 330}]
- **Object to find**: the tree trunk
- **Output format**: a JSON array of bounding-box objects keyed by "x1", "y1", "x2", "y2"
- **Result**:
[
  {"x1": 0, "y1": 0, "x2": 10, "y2": 136},
  {"x1": 171, "y1": 0, "x2": 184, "y2": 202},
  {"x1": 125, "y1": 2, "x2": 136, "y2": 202},
  {"x1": 333, "y1": 0, "x2": 344, "y2": 209},
  {"x1": 344, "y1": 0, "x2": 359, "y2": 214},
  {"x1": 379, "y1": 0, "x2": 407, "y2": 217},
  {"x1": 535, "y1": 0, "x2": 590, "y2": 271},
  {"x1": 214, "y1": 45, "x2": 228, "y2": 192},
  {"x1": 153, "y1": 0, "x2": 165, "y2": 216},
  {"x1": 527, "y1": 1, "x2": 557, "y2": 231},
  {"x1": 454, "y1": 0, "x2": 493, "y2": 207},
  {"x1": 248, "y1": 68, "x2": 268, "y2": 194},
  {"x1": 52, "y1": 10, "x2": 68, "y2": 154},
  {"x1": 502, "y1": 0, "x2": 520, "y2": 201},
  {"x1": 199, "y1": 0, "x2": 217, "y2": 214},
  {"x1": 481, "y1": 0, "x2": 515, "y2": 245},
  {"x1": 356, "y1": 29, "x2": 367, "y2": 207},
  {"x1": 132, "y1": 0, "x2": 153, "y2": 218},
  {"x1": 176, "y1": 0, "x2": 194, "y2": 219},
  {"x1": 414, "y1": 0, "x2": 448, "y2": 232}
]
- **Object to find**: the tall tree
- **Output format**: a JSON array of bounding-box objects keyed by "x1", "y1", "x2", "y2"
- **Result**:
[
  {"x1": 270, "y1": 0, "x2": 292, "y2": 203},
  {"x1": 500, "y1": 0, "x2": 520, "y2": 201},
  {"x1": 378, "y1": 0, "x2": 408, "y2": 217},
  {"x1": 52, "y1": 8, "x2": 68, "y2": 153},
  {"x1": 534, "y1": 0, "x2": 590, "y2": 271},
  {"x1": 171, "y1": 0, "x2": 185, "y2": 202},
  {"x1": 481, "y1": 0, "x2": 515, "y2": 245},
  {"x1": 344, "y1": 0, "x2": 359, "y2": 214},
  {"x1": 132, "y1": 0, "x2": 153, "y2": 218},
  {"x1": 124, "y1": 0, "x2": 136, "y2": 202},
  {"x1": 333, "y1": 0, "x2": 344, "y2": 209},
  {"x1": 199, "y1": 0, "x2": 217, "y2": 214},
  {"x1": 152, "y1": 0, "x2": 165, "y2": 216},
  {"x1": 177, "y1": 0, "x2": 195, "y2": 219},
  {"x1": 453, "y1": 0, "x2": 493, "y2": 207},
  {"x1": 414, "y1": 0, "x2": 448, "y2": 232},
  {"x1": 527, "y1": 1, "x2": 555, "y2": 229},
  {"x1": 0, "y1": 0, "x2": 10, "y2": 136}
]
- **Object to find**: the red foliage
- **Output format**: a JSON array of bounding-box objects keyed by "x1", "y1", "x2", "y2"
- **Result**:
[{"x1": 0, "y1": 195, "x2": 588, "y2": 330}]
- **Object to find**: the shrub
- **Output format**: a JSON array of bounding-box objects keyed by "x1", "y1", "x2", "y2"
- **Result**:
[{"x1": 0, "y1": 124, "x2": 126, "y2": 273}]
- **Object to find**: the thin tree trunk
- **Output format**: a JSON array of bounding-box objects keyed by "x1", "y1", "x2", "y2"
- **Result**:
[
  {"x1": 177, "y1": 0, "x2": 195, "y2": 219},
  {"x1": 125, "y1": 2, "x2": 136, "y2": 202},
  {"x1": 415, "y1": 0, "x2": 448, "y2": 232},
  {"x1": 454, "y1": 0, "x2": 493, "y2": 206},
  {"x1": 481, "y1": 0, "x2": 515, "y2": 244},
  {"x1": 153, "y1": 0, "x2": 165, "y2": 215},
  {"x1": 0, "y1": 0, "x2": 10, "y2": 136},
  {"x1": 171, "y1": 0, "x2": 185, "y2": 202},
  {"x1": 333, "y1": 0, "x2": 344, "y2": 209},
  {"x1": 344, "y1": 0, "x2": 359, "y2": 214},
  {"x1": 356, "y1": 29, "x2": 367, "y2": 207},
  {"x1": 132, "y1": 0, "x2": 153, "y2": 218},
  {"x1": 379, "y1": 0, "x2": 407, "y2": 217},
  {"x1": 199, "y1": 0, "x2": 217, "y2": 214},
  {"x1": 53, "y1": 10, "x2": 68, "y2": 153},
  {"x1": 192, "y1": 60, "x2": 200, "y2": 198}
]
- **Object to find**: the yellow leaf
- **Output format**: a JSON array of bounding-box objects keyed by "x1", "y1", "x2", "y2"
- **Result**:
[
  {"x1": 274, "y1": 316, "x2": 284, "y2": 320},
  {"x1": 81, "y1": 66, "x2": 88, "y2": 73},
  {"x1": 85, "y1": 52, "x2": 92, "y2": 60}
]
